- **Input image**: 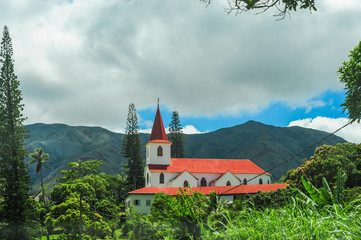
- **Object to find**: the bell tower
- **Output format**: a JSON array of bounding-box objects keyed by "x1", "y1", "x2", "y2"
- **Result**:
[{"x1": 145, "y1": 102, "x2": 172, "y2": 165}]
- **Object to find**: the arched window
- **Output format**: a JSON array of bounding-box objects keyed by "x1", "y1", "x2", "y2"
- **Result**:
[
  {"x1": 159, "y1": 173, "x2": 164, "y2": 184},
  {"x1": 157, "y1": 146, "x2": 163, "y2": 156},
  {"x1": 226, "y1": 181, "x2": 231, "y2": 186},
  {"x1": 147, "y1": 173, "x2": 149, "y2": 185},
  {"x1": 267, "y1": 180, "x2": 270, "y2": 184},
  {"x1": 243, "y1": 178, "x2": 247, "y2": 185},
  {"x1": 201, "y1": 177, "x2": 207, "y2": 187},
  {"x1": 259, "y1": 178, "x2": 263, "y2": 185},
  {"x1": 184, "y1": 180, "x2": 190, "y2": 187}
]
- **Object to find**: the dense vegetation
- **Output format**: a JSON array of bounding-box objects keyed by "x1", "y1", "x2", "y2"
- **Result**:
[
  {"x1": 3, "y1": 141, "x2": 359, "y2": 239},
  {"x1": 120, "y1": 142, "x2": 361, "y2": 240}
]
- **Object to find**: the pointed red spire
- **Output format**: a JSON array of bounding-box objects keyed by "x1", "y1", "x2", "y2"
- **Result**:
[{"x1": 149, "y1": 103, "x2": 168, "y2": 141}]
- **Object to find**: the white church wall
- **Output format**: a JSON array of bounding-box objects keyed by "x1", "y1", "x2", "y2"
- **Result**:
[
  {"x1": 215, "y1": 171, "x2": 241, "y2": 186},
  {"x1": 234, "y1": 173, "x2": 271, "y2": 185},
  {"x1": 148, "y1": 171, "x2": 179, "y2": 187},
  {"x1": 125, "y1": 194, "x2": 155, "y2": 215},
  {"x1": 146, "y1": 143, "x2": 171, "y2": 165},
  {"x1": 192, "y1": 173, "x2": 220, "y2": 187},
  {"x1": 170, "y1": 170, "x2": 198, "y2": 187}
]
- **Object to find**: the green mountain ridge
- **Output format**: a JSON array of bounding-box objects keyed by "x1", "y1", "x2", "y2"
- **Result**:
[{"x1": 26, "y1": 121, "x2": 346, "y2": 194}]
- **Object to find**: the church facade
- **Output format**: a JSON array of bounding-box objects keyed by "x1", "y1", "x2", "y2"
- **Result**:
[{"x1": 125, "y1": 105, "x2": 286, "y2": 215}]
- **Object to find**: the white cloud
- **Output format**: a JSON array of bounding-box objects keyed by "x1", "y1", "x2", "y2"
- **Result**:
[
  {"x1": 140, "y1": 125, "x2": 203, "y2": 135},
  {"x1": 0, "y1": 0, "x2": 360, "y2": 130},
  {"x1": 321, "y1": 0, "x2": 361, "y2": 12},
  {"x1": 140, "y1": 128, "x2": 152, "y2": 134},
  {"x1": 288, "y1": 117, "x2": 361, "y2": 143},
  {"x1": 182, "y1": 125, "x2": 204, "y2": 134}
]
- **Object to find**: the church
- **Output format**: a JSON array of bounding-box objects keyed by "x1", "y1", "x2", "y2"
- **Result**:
[{"x1": 125, "y1": 105, "x2": 287, "y2": 215}]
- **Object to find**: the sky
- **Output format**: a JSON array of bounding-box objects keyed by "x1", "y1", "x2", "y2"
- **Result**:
[{"x1": 1, "y1": 0, "x2": 361, "y2": 143}]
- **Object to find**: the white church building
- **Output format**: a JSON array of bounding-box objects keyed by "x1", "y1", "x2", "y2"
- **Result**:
[{"x1": 125, "y1": 105, "x2": 286, "y2": 215}]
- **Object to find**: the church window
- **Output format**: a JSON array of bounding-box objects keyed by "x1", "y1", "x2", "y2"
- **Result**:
[
  {"x1": 243, "y1": 178, "x2": 247, "y2": 185},
  {"x1": 184, "y1": 180, "x2": 190, "y2": 187},
  {"x1": 226, "y1": 181, "x2": 231, "y2": 186},
  {"x1": 267, "y1": 180, "x2": 270, "y2": 184},
  {"x1": 259, "y1": 178, "x2": 263, "y2": 185},
  {"x1": 147, "y1": 173, "x2": 149, "y2": 185},
  {"x1": 157, "y1": 146, "x2": 163, "y2": 156},
  {"x1": 160, "y1": 173, "x2": 164, "y2": 184},
  {"x1": 201, "y1": 177, "x2": 207, "y2": 187}
]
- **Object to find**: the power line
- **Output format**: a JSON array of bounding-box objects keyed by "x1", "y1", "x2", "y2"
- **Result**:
[
  {"x1": 154, "y1": 121, "x2": 351, "y2": 215},
  {"x1": 218, "y1": 121, "x2": 351, "y2": 197}
]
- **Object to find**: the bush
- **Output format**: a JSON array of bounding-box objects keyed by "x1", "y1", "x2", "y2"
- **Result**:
[{"x1": 344, "y1": 187, "x2": 361, "y2": 203}]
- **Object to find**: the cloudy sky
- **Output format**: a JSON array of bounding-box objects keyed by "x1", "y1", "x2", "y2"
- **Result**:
[{"x1": 1, "y1": 0, "x2": 361, "y2": 143}]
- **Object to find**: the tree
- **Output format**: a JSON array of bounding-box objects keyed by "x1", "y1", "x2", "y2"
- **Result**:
[
  {"x1": 29, "y1": 148, "x2": 50, "y2": 240},
  {"x1": 285, "y1": 143, "x2": 361, "y2": 191},
  {"x1": 122, "y1": 103, "x2": 144, "y2": 190},
  {"x1": 338, "y1": 41, "x2": 361, "y2": 123},
  {"x1": 201, "y1": 0, "x2": 317, "y2": 19},
  {"x1": 48, "y1": 160, "x2": 118, "y2": 239},
  {"x1": 29, "y1": 148, "x2": 50, "y2": 203},
  {"x1": 168, "y1": 111, "x2": 185, "y2": 158},
  {"x1": 0, "y1": 26, "x2": 32, "y2": 239},
  {"x1": 57, "y1": 159, "x2": 103, "y2": 183}
]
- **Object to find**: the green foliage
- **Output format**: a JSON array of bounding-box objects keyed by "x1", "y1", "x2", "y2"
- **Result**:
[
  {"x1": 344, "y1": 186, "x2": 361, "y2": 203},
  {"x1": 125, "y1": 189, "x2": 361, "y2": 239},
  {"x1": 48, "y1": 160, "x2": 122, "y2": 239},
  {"x1": 29, "y1": 148, "x2": 51, "y2": 239},
  {"x1": 240, "y1": 187, "x2": 297, "y2": 210},
  {"x1": 295, "y1": 170, "x2": 348, "y2": 208},
  {"x1": 201, "y1": 0, "x2": 316, "y2": 18},
  {"x1": 122, "y1": 103, "x2": 144, "y2": 190},
  {"x1": 58, "y1": 159, "x2": 103, "y2": 183},
  {"x1": 203, "y1": 199, "x2": 361, "y2": 239},
  {"x1": 334, "y1": 169, "x2": 347, "y2": 204},
  {"x1": 0, "y1": 25, "x2": 32, "y2": 239},
  {"x1": 98, "y1": 172, "x2": 128, "y2": 204},
  {"x1": 338, "y1": 41, "x2": 361, "y2": 123},
  {"x1": 144, "y1": 189, "x2": 231, "y2": 239},
  {"x1": 168, "y1": 111, "x2": 185, "y2": 158},
  {"x1": 285, "y1": 143, "x2": 361, "y2": 191},
  {"x1": 29, "y1": 148, "x2": 50, "y2": 174}
]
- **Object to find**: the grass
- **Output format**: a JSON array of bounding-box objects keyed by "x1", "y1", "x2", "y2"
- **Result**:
[
  {"x1": 36, "y1": 229, "x2": 124, "y2": 240},
  {"x1": 201, "y1": 200, "x2": 361, "y2": 239}
]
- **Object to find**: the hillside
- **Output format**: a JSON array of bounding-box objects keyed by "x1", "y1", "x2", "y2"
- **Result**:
[{"x1": 26, "y1": 121, "x2": 346, "y2": 194}]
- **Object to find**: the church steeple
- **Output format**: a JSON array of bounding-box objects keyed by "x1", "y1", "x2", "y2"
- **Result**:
[
  {"x1": 145, "y1": 101, "x2": 172, "y2": 167},
  {"x1": 149, "y1": 101, "x2": 168, "y2": 141}
]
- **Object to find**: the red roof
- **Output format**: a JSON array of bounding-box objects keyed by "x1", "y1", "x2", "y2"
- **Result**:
[
  {"x1": 148, "y1": 158, "x2": 271, "y2": 175},
  {"x1": 128, "y1": 184, "x2": 287, "y2": 196},
  {"x1": 149, "y1": 105, "x2": 168, "y2": 141}
]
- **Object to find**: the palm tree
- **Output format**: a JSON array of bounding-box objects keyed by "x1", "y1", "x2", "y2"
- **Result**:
[
  {"x1": 29, "y1": 148, "x2": 50, "y2": 240},
  {"x1": 29, "y1": 148, "x2": 50, "y2": 203}
]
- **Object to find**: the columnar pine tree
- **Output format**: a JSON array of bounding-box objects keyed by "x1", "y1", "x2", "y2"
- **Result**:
[
  {"x1": 122, "y1": 103, "x2": 144, "y2": 190},
  {"x1": 168, "y1": 111, "x2": 185, "y2": 158},
  {"x1": 0, "y1": 26, "x2": 31, "y2": 239}
]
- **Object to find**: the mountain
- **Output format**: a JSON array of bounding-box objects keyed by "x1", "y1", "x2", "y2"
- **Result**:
[{"x1": 26, "y1": 121, "x2": 346, "y2": 194}]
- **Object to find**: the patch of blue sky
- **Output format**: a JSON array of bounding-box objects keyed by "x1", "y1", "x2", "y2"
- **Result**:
[{"x1": 138, "y1": 90, "x2": 347, "y2": 133}]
